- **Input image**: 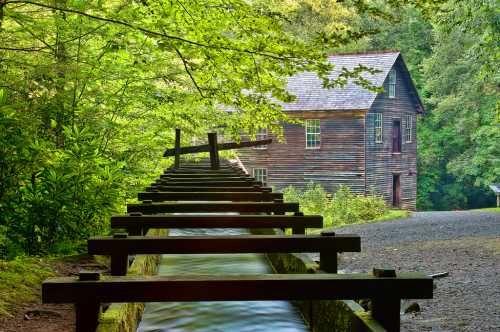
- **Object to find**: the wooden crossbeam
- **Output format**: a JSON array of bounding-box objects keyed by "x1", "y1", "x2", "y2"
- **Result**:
[
  {"x1": 145, "y1": 186, "x2": 270, "y2": 192},
  {"x1": 43, "y1": 273, "x2": 433, "y2": 303},
  {"x1": 90, "y1": 233, "x2": 355, "y2": 275},
  {"x1": 153, "y1": 181, "x2": 262, "y2": 187},
  {"x1": 137, "y1": 192, "x2": 282, "y2": 202},
  {"x1": 43, "y1": 272, "x2": 432, "y2": 332},
  {"x1": 127, "y1": 202, "x2": 299, "y2": 214},
  {"x1": 168, "y1": 165, "x2": 235, "y2": 170},
  {"x1": 166, "y1": 170, "x2": 242, "y2": 175},
  {"x1": 162, "y1": 172, "x2": 245, "y2": 178},
  {"x1": 159, "y1": 175, "x2": 251, "y2": 181},
  {"x1": 88, "y1": 234, "x2": 358, "y2": 255},
  {"x1": 110, "y1": 214, "x2": 323, "y2": 233},
  {"x1": 163, "y1": 139, "x2": 272, "y2": 157}
]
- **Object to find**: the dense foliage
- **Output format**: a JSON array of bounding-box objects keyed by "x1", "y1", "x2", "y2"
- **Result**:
[
  {"x1": 283, "y1": 183, "x2": 387, "y2": 228},
  {"x1": 0, "y1": 0, "x2": 417, "y2": 257},
  {"x1": 0, "y1": 0, "x2": 497, "y2": 257}
]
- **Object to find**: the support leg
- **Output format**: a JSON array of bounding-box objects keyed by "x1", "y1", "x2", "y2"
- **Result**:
[{"x1": 75, "y1": 301, "x2": 100, "y2": 332}]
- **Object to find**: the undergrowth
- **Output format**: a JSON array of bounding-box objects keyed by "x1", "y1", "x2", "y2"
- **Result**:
[
  {"x1": 0, "y1": 257, "x2": 54, "y2": 316},
  {"x1": 283, "y1": 183, "x2": 395, "y2": 230}
]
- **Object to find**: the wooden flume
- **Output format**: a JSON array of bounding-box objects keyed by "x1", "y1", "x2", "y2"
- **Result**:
[{"x1": 41, "y1": 129, "x2": 433, "y2": 332}]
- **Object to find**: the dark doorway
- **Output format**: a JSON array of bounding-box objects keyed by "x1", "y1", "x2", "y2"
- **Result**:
[
  {"x1": 392, "y1": 120, "x2": 401, "y2": 153},
  {"x1": 392, "y1": 174, "x2": 401, "y2": 208}
]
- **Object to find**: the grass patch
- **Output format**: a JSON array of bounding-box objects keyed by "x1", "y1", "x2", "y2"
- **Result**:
[
  {"x1": 306, "y1": 209, "x2": 411, "y2": 234},
  {"x1": 0, "y1": 257, "x2": 55, "y2": 316},
  {"x1": 371, "y1": 209, "x2": 411, "y2": 222},
  {"x1": 472, "y1": 207, "x2": 500, "y2": 213}
]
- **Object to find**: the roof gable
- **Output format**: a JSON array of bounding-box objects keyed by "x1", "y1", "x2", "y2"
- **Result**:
[{"x1": 281, "y1": 51, "x2": 422, "y2": 112}]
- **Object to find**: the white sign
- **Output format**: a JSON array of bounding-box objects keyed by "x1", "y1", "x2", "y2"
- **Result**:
[{"x1": 490, "y1": 184, "x2": 500, "y2": 194}]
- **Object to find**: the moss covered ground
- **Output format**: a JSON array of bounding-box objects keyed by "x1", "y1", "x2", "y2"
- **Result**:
[{"x1": 0, "y1": 257, "x2": 55, "y2": 316}]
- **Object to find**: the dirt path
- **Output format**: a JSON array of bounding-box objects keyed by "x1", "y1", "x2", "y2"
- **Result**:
[{"x1": 321, "y1": 211, "x2": 500, "y2": 332}]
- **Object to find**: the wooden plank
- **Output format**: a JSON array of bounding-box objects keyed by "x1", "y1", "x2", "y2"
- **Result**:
[
  {"x1": 146, "y1": 186, "x2": 269, "y2": 192},
  {"x1": 166, "y1": 166, "x2": 236, "y2": 171},
  {"x1": 43, "y1": 273, "x2": 433, "y2": 303},
  {"x1": 162, "y1": 173, "x2": 245, "y2": 178},
  {"x1": 163, "y1": 139, "x2": 273, "y2": 157},
  {"x1": 153, "y1": 181, "x2": 262, "y2": 187},
  {"x1": 159, "y1": 175, "x2": 251, "y2": 181},
  {"x1": 167, "y1": 159, "x2": 233, "y2": 166},
  {"x1": 88, "y1": 234, "x2": 358, "y2": 255},
  {"x1": 137, "y1": 192, "x2": 282, "y2": 202},
  {"x1": 110, "y1": 214, "x2": 323, "y2": 230},
  {"x1": 126, "y1": 202, "x2": 299, "y2": 214},
  {"x1": 166, "y1": 170, "x2": 243, "y2": 175}
]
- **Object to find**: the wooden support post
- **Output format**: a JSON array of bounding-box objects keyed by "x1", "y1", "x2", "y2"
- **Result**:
[
  {"x1": 319, "y1": 230, "x2": 337, "y2": 273},
  {"x1": 110, "y1": 233, "x2": 128, "y2": 276},
  {"x1": 292, "y1": 212, "x2": 306, "y2": 235},
  {"x1": 127, "y1": 212, "x2": 143, "y2": 235},
  {"x1": 207, "y1": 132, "x2": 220, "y2": 170},
  {"x1": 274, "y1": 198, "x2": 285, "y2": 215},
  {"x1": 371, "y1": 268, "x2": 400, "y2": 332},
  {"x1": 174, "y1": 128, "x2": 181, "y2": 169},
  {"x1": 76, "y1": 271, "x2": 101, "y2": 332}
]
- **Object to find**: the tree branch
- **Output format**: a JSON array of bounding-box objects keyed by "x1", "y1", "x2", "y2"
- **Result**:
[
  {"x1": 4, "y1": 0, "x2": 295, "y2": 60},
  {"x1": 0, "y1": 0, "x2": 5, "y2": 27},
  {"x1": 174, "y1": 46, "x2": 205, "y2": 98},
  {"x1": 0, "y1": 45, "x2": 49, "y2": 52}
]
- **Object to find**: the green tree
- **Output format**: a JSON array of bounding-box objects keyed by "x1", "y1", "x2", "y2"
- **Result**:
[{"x1": 417, "y1": 0, "x2": 499, "y2": 209}]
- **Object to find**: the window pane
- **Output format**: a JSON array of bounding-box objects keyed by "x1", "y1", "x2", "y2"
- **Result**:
[
  {"x1": 405, "y1": 115, "x2": 412, "y2": 143},
  {"x1": 389, "y1": 84, "x2": 396, "y2": 98},
  {"x1": 253, "y1": 168, "x2": 267, "y2": 186},
  {"x1": 375, "y1": 113, "x2": 383, "y2": 143},
  {"x1": 388, "y1": 69, "x2": 396, "y2": 98},
  {"x1": 389, "y1": 69, "x2": 396, "y2": 84},
  {"x1": 305, "y1": 119, "x2": 320, "y2": 148},
  {"x1": 254, "y1": 128, "x2": 268, "y2": 149}
]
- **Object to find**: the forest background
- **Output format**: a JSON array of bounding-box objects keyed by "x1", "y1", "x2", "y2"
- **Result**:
[{"x1": 0, "y1": 0, "x2": 498, "y2": 258}]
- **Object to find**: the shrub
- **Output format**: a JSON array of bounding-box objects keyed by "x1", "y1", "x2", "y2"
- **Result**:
[{"x1": 283, "y1": 183, "x2": 387, "y2": 228}]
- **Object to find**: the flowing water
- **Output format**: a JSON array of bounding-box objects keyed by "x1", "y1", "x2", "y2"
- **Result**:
[{"x1": 136, "y1": 226, "x2": 310, "y2": 332}]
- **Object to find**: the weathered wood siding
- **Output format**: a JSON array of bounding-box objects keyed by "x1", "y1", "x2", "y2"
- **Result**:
[
  {"x1": 238, "y1": 57, "x2": 419, "y2": 211},
  {"x1": 238, "y1": 111, "x2": 366, "y2": 194},
  {"x1": 365, "y1": 60, "x2": 418, "y2": 210}
]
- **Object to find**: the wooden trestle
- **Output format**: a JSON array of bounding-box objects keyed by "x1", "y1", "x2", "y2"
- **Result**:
[{"x1": 42, "y1": 130, "x2": 433, "y2": 332}]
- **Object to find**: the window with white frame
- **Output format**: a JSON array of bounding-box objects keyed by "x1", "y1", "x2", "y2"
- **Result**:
[
  {"x1": 388, "y1": 68, "x2": 396, "y2": 98},
  {"x1": 375, "y1": 113, "x2": 383, "y2": 143},
  {"x1": 254, "y1": 128, "x2": 268, "y2": 150},
  {"x1": 253, "y1": 168, "x2": 267, "y2": 186},
  {"x1": 305, "y1": 119, "x2": 321, "y2": 149},
  {"x1": 405, "y1": 114, "x2": 412, "y2": 143}
]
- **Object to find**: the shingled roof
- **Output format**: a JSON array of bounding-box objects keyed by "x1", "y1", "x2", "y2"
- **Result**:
[{"x1": 280, "y1": 51, "x2": 422, "y2": 112}]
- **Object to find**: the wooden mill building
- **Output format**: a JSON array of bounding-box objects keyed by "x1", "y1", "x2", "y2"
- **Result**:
[{"x1": 237, "y1": 51, "x2": 424, "y2": 210}]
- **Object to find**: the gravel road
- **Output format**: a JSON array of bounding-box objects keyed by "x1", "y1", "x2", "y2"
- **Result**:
[{"x1": 321, "y1": 211, "x2": 500, "y2": 332}]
